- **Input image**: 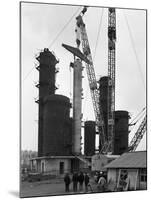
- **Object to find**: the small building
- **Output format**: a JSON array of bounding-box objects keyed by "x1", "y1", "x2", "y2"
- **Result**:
[
  {"x1": 30, "y1": 156, "x2": 92, "y2": 176},
  {"x1": 105, "y1": 151, "x2": 147, "y2": 191}
]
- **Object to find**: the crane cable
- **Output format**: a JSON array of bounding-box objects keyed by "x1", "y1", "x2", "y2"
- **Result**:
[
  {"x1": 23, "y1": 6, "x2": 82, "y2": 82},
  {"x1": 129, "y1": 107, "x2": 146, "y2": 125},
  {"x1": 83, "y1": 8, "x2": 104, "y2": 115},
  {"x1": 129, "y1": 107, "x2": 146, "y2": 134},
  {"x1": 123, "y1": 10, "x2": 145, "y2": 88},
  {"x1": 93, "y1": 8, "x2": 104, "y2": 61},
  {"x1": 23, "y1": 66, "x2": 35, "y2": 82},
  {"x1": 135, "y1": 111, "x2": 146, "y2": 125},
  {"x1": 48, "y1": 6, "x2": 81, "y2": 48},
  {"x1": 130, "y1": 112, "x2": 146, "y2": 133}
]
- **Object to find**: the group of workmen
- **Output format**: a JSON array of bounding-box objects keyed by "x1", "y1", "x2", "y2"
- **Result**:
[
  {"x1": 64, "y1": 171, "x2": 107, "y2": 193},
  {"x1": 64, "y1": 171, "x2": 92, "y2": 193}
]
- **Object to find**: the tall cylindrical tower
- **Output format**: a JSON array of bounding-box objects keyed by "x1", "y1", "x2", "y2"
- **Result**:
[
  {"x1": 72, "y1": 58, "x2": 83, "y2": 155},
  {"x1": 114, "y1": 110, "x2": 129, "y2": 155},
  {"x1": 84, "y1": 121, "x2": 96, "y2": 156},
  {"x1": 42, "y1": 94, "x2": 72, "y2": 156},
  {"x1": 35, "y1": 48, "x2": 59, "y2": 157},
  {"x1": 98, "y1": 76, "x2": 109, "y2": 146}
]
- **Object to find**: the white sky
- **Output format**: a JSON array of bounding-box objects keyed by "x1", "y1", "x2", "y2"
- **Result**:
[{"x1": 21, "y1": 3, "x2": 146, "y2": 152}]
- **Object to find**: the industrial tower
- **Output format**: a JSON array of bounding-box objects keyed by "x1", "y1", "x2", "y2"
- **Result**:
[{"x1": 35, "y1": 48, "x2": 59, "y2": 157}]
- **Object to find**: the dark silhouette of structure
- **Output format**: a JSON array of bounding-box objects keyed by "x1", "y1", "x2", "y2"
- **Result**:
[
  {"x1": 114, "y1": 111, "x2": 129, "y2": 155},
  {"x1": 36, "y1": 48, "x2": 59, "y2": 157},
  {"x1": 98, "y1": 77, "x2": 109, "y2": 144},
  {"x1": 43, "y1": 94, "x2": 72, "y2": 156},
  {"x1": 84, "y1": 121, "x2": 96, "y2": 156}
]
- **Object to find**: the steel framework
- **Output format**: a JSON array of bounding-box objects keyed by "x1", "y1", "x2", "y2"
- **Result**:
[
  {"x1": 128, "y1": 115, "x2": 147, "y2": 152},
  {"x1": 107, "y1": 8, "x2": 116, "y2": 153},
  {"x1": 76, "y1": 12, "x2": 106, "y2": 150}
]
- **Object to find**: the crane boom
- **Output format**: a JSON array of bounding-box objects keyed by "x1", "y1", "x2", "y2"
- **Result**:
[
  {"x1": 76, "y1": 9, "x2": 106, "y2": 149},
  {"x1": 75, "y1": 7, "x2": 145, "y2": 154},
  {"x1": 128, "y1": 115, "x2": 146, "y2": 152},
  {"x1": 97, "y1": 8, "x2": 116, "y2": 154}
]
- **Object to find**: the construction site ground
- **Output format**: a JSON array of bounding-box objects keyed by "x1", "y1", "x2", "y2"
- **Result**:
[{"x1": 20, "y1": 177, "x2": 101, "y2": 197}]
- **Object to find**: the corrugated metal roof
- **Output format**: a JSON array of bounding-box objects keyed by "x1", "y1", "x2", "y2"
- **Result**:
[{"x1": 105, "y1": 151, "x2": 147, "y2": 169}]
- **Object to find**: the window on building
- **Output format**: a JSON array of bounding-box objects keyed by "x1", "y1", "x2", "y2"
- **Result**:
[
  {"x1": 59, "y1": 162, "x2": 64, "y2": 174},
  {"x1": 41, "y1": 162, "x2": 45, "y2": 173},
  {"x1": 140, "y1": 168, "x2": 147, "y2": 182}
]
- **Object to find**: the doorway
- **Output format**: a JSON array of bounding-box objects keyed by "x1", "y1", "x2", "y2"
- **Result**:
[
  {"x1": 59, "y1": 162, "x2": 64, "y2": 174},
  {"x1": 41, "y1": 162, "x2": 45, "y2": 173}
]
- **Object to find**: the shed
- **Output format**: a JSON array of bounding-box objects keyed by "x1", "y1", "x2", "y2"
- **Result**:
[{"x1": 105, "y1": 151, "x2": 147, "y2": 191}]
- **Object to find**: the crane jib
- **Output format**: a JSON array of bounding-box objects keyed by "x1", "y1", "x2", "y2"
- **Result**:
[{"x1": 76, "y1": 10, "x2": 106, "y2": 152}]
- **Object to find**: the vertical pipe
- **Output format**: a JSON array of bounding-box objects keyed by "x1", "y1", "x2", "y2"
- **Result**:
[{"x1": 73, "y1": 58, "x2": 83, "y2": 155}]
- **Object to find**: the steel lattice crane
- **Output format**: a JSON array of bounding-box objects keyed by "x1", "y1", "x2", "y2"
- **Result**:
[
  {"x1": 106, "y1": 8, "x2": 116, "y2": 153},
  {"x1": 76, "y1": 7, "x2": 116, "y2": 154},
  {"x1": 128, "y1": 115, "x2": 147, "y2": 152},
  {"x1": 75, "y1": 7, "x2": 106, "y2": 151},
  {"x1": 75, "y1": 7, "x2": 146, "y2": 154}
]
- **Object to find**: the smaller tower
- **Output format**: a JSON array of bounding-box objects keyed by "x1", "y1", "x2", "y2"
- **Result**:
[
  {"x1": 98, "y1": 76, "x2": 109, "y2": 149},
  {"x1": 42, "y1": 95, "x2": 72, "y2": 156},
  {"x1": 84, "y1": 121, "x2": 96, "y2": 156},
  {"x1": 114, "y1": 111, "x2": 129, "y2": 155}
]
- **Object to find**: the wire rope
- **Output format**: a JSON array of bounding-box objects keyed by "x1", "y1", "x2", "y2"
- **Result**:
[
  {"x1": 123, "y1": 10, "x2": 145, "y2": 88},
  {"x1": 129, "y1": 107, "x2": 146, "y2": 125},
  {"x1": 23, "y1": 66, "x2": 35, "y2": 82},
  {"x1": 129, "y1": 108, "x2": 146, "y2": 134},
  {"x1": 23, "y1": 6, "x2": 81, "y2": 82},
  {"x1": 83, "y1": 9, "x2": 104, "y2": 115},
  {"x1": 48, "y1": 6, "x2": 81, "y2": 49},
  {"x1": 93, "y1": 8, "x2": 104, "y2": 61}
]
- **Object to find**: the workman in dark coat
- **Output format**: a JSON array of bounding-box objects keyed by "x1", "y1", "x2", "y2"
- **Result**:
[
  {"x1": 78, "y1": 171, "x2": 84, "y2": 192},
  {"x1": 64, "y1": 173, "x2": 71, "y2": 192},
  {"x1": 84, "y1": 173, "x2": 90, "y2": 192},
  {"x1": 72, "y1": 172, "x2": 78, "y2": 192}
]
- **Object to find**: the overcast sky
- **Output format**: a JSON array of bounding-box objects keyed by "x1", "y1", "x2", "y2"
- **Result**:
[{"x1": 21, "y1": 2, "x2": 146, "y2": 152}]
